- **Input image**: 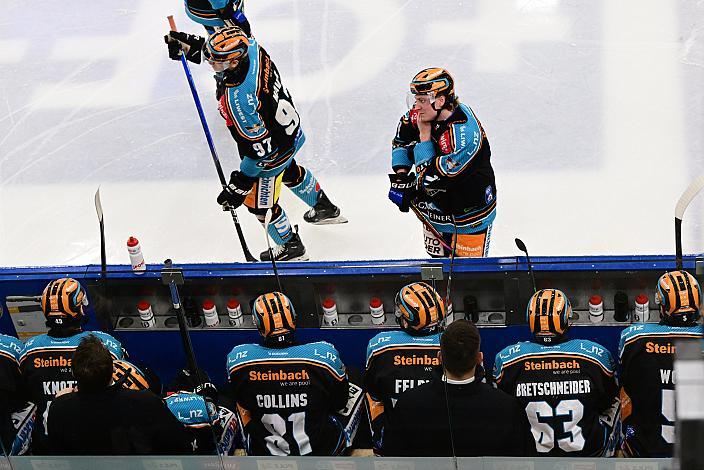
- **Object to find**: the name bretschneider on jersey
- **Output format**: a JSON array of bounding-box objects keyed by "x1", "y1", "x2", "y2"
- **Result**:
[{"x1": 516, "y1": 379, "x2": 591, "y2": 397}]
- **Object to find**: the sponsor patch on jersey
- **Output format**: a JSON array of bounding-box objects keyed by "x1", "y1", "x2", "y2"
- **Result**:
[
  {"x1": 218, "y1": 95, "x2": 234, "y2": 127},
  {"x1": 645, "y1": 341, "x2": 677, "y2": 354},
  {"x1": 393, "y1": 354, "x2": 440, "y2": 366},
  {"x1": 438, "y1": 130, "x2": 453, "y2": 154},
  {"x1": 485, "y1": 185, "x2": 494, "y2": 204},
  {"x1": 34, "y1": 356, "x2": 72, "y2": 368},
  {"x1": 524, "y1": 359, "x2": 580, "y2": 371},
  {"x1": 248, "y1": 369, "x2": 310, "y2": 381}
]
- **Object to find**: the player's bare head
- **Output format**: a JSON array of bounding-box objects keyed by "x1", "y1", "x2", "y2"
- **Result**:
[
  {"x1": 252, "y1": 292, "x2": 297, "y2": 346},
  {"x1": 73, "y1": 335, "x2": 113, "y2": 392},
  {"x1": 656, "y1": 270, "x2": 701, "y2": 326},
  {"x1": 41, "y1": 277, "x2": 88, "y2": 329},
  {"x1": 204, "y1": 26, "x2": 249, "y2": 72},
  {"x1": 440, "y1": 320, "x2": 481, "y2": 376},
  {"x1": 526, "y1": 289, "x2": 572, "y2": 345},
  {"x1": 394, "y1": 282, "x2": 446, "y2": 335},
  {"x1": 408, "y1": 67, "x2": 458, "y2": 112}
]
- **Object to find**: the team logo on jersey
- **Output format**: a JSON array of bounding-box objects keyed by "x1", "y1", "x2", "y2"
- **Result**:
[{"x1": 485, "y1": 186, "x2": 494, "y2": 204}]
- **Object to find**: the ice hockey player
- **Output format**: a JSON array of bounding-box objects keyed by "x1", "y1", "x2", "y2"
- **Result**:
[
  {"x1": 183, "y1": 0, "x2": 251, "y2": 36},
  {"x1": 227, "y1": 292, "x2": 358, "y2": 455},
  {"x1": 388, "y1": 68, "x2": 496, "y2": 258},
  {"x1": 165, "y1": 27, "x2": 346, "y2": 261},
  {"x1": 18, "y1": 278, "x2": 125, "y2": 454},
  {"x1": 0, "y1": 333, "x2": 23, "y2": 452},
  {"x1": 363, "y1": 282, "x2": 446, "y2": 454},
  {"x1": 493, "y1": 289, "x2": 620, "y2": 457},
  {"x1": 619, "y1": 270, "x2": 702, "y2": 457}
]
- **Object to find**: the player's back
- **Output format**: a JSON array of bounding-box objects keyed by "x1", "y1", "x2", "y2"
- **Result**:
[
  {"x1": 227, "y1": 340, "x2": 348, "y2": 456},
  {"x1": 493, "y1": 338, "x2": 618, "y2": 457},
  {"x1": 619, "y1": 323, "x2": 703, "y2": 457},
  {"x1": 19, "y1": 330, "x2": 123, "y2": 453},
  {"x1": 365, "y1": 330, "x2": 441, "y2": 402}
]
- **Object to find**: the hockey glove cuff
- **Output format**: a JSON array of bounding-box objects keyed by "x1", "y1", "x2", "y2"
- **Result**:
[
  {"x1": 217, "y1": 171, "x2": 254, "y2": 209},
  {"x1": 388, "y1": 172, "x2": 416, "y2": 213},
  {"x1": 164, "y1": 32, "x2": 205, "y2": 64}
]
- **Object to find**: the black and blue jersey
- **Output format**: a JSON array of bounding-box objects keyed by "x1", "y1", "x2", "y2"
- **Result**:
[
  {"x1": 618, "y1": 323, "x2": 703, "y2": 457},
  {"x1": 227, "y1": 341, "x2": 349, "y2": 456},
  {"x1": 493, "y1": 338, "x2": 619, "y2": 457}
]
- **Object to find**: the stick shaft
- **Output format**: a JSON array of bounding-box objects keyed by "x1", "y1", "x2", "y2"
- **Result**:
[{"x1": 168, "y1": 17, "x2": 256, "y2": 262}]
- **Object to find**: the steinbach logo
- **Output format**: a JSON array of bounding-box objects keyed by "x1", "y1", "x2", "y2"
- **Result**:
[{"x1": 34, "y1": 356, "x2": 72, "y2": 368}]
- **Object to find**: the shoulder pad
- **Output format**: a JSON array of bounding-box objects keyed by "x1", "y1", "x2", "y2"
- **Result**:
[
  {"x1": 365, "y1": 331, "x2": 440, "y2": 367},
  {"x1": 619, "y1": 323, "x2": 703, "y2": 358},
  {"x1": 0, "y1": 334, "x2": 22, "y2": 361},
  {"x1": 83, "y1": 331, "x2": 124, "y2": 359},
  {"x1": 165, "y1": 391, "x2": 216, "y2": 427}
]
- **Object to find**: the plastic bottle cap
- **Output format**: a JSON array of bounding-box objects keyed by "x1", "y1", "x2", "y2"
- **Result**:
[
  {"x1": 137, "y1": 300, "x2": 150, "y2": 311},
  {"x1": 127, "y1": 237, "x2": 139, "y2": 247},
  {"x1": 589, "y1": 295, "x2": 603, "y2": 305},
  {"x1": 203, "y1": 300, "x2": 215, "y2": 310},
  {"x1": 323, "y1": 298, "x2": 336, "y2": 309},
  {"x1": 370, "y1": 297, "x2": 382, "y2": 308},
  {"x1": 227, "y1": 298, "x2": 240, "y2": 309},
  {"x1": 636, "y1": 294, "x2": 648, "y2": 304}
]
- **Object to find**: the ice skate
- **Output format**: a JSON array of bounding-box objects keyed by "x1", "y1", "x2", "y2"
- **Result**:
[
  {"x1": 303, "y1": 191, "x2": 348, "y2": 225},
  {"x1": 260, "y1": 232, "x2": 309, "y2": 262}
]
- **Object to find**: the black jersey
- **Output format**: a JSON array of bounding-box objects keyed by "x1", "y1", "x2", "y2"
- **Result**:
[
  {"x1": 0, "y1": 334, "x2": 23, "y2": 450},
  {"x1": 18, "y1": 330, "x2": 124, "y2": 453},
  {"x1": 391, "y1": 103, "x2": 496, "y2": 225},
  {"x1": 227, "y1": 341, "x2": 350, "y2": 456},
  {"x1": 618, "y1": 323, "x2": 703, "y2": 457},
  {"x1": 493, "y1": 338, "x2": 619, "y2": 457},
  {"x1": 363, "y1": 330, "x2": 441, "y2": 452},
  {"x1": 218, "y1": 37, "x2": 305, "y2": 180}
]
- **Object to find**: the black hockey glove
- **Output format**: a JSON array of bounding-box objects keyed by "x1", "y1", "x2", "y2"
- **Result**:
[
  {"x1": 217, "y1": 170, "x2": 254, "y2": 209},
  {"x1": 388, "y1": 172, "x2": 416, "y2": 213},
  {"x1": 164, "y1": 31, "x2": 205, "y2": 64}
]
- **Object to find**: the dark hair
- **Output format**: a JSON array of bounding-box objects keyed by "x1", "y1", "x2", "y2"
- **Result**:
[
  {"x1": 72, "y1": 335, "x2": 113, "y2": 392},
  {"x1": 440, "y1": 320, "x2": 481, "y2": 376}
]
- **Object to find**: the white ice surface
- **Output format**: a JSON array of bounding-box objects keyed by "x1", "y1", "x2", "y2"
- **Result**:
[{"x1": 1, "y1": 0, "x2": 703, "y2": 267}]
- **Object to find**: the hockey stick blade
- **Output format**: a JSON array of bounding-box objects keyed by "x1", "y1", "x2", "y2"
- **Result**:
[
  {"x1": 674, "y1": 174, "x2": 704, "y2": 270},
  {"x1": 263, "y1": 209, "x2": 283, "y2": 292}
]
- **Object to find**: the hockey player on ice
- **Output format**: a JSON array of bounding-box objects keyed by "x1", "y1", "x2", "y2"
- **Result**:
[
  {"x1": 389, "y1": 68, "x2": 497, "y2": 258},
  {"x1": 182, "y1": 0, "x2": 252, "y2": 36},
  {"x1": 165, "y1": 27, "x2": 347, "y2": 261}
]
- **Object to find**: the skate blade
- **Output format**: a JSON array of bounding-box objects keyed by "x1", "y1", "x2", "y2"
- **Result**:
[
  {"x1": 307, "y1": 215, "x2": 348, "y2": 225},
  {"x1": 281, "y1": 253, "x2": 310, "y2": 261}
]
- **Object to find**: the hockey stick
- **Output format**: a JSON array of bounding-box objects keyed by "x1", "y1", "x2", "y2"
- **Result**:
[
  {"x1": 93, "y1": 187, "x2": 111, "y2": 330},
  {"x1": 409, "y1": 201, "x2": 453, "y2": 252},
  {"x1": 167, "y1": 16, "x2": 257, "y2": 263},
  {"x1": 263, "y1": 209, "x2": 284, "y2": 292},
  {"x1": 674, "y1": 174, "x2": 704, "y2": 270},
  {"x1": 515, "y1": 238, "x2": 537, "y2": 293}
]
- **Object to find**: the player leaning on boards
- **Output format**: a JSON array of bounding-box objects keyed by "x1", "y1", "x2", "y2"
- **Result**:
[
  {"x1": 493, "y1": 289, "x2": 620, "y2": 457},
  {"x1": 388, "y1": 68, "x2": 496, "y2": 258},
  {"x1": 165, "y1": 27, "x2": 346, "y2": 262},
  {"x1": 226, "y1": 292, "x2": 360, "y2": 456},
  {"x1": 18, "y1": 278, "x2": 126, "y2": 454},
  {"x1": 619, "y1": 270, "x2": 702, "y2": 457}
]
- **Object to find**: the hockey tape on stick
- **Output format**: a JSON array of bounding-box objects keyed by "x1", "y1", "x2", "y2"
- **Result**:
[
  {"x1": 167, "y1": 16, "x2": 256, "y2": 262},
  {"x1": 674, "y1": 174, "x2": 704, "y2": 269}
]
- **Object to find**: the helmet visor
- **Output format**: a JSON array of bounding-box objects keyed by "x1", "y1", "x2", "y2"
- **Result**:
[{"x1": 406, "y1": 92, "x2": 436, "y2": 110}]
